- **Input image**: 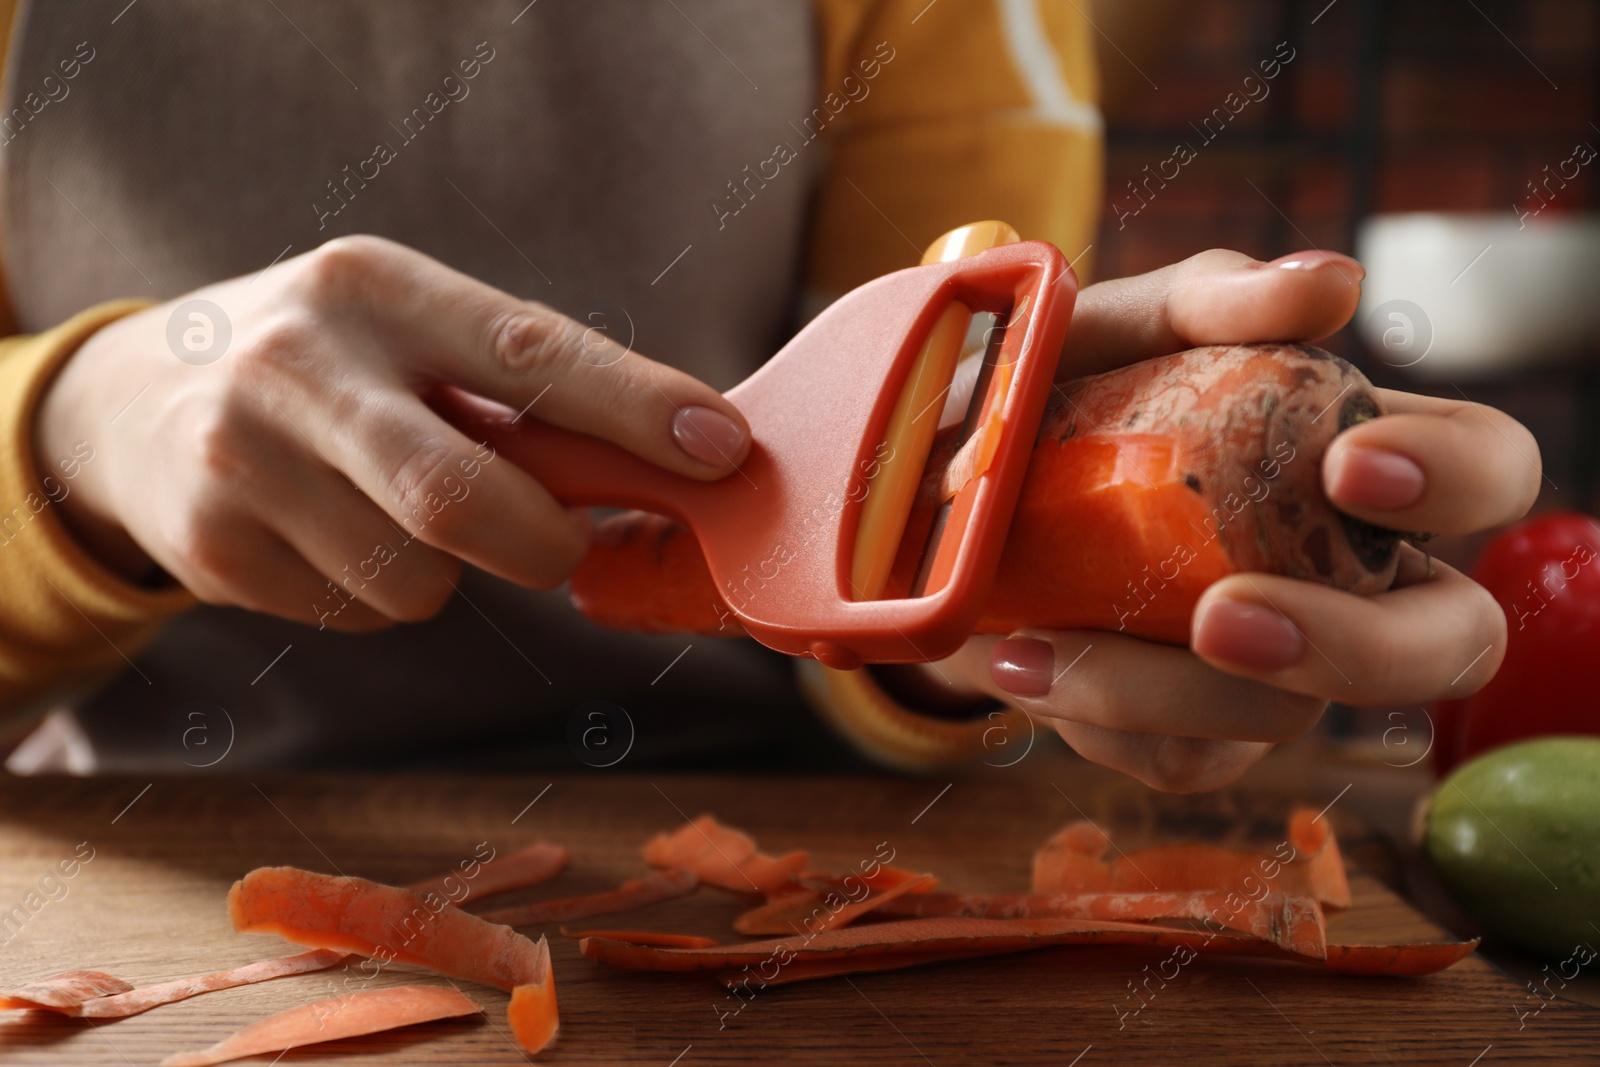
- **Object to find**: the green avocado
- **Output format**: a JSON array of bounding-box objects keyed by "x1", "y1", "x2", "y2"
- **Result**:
[{"x1": 1424, "y1": 736, "x2": 1600, "y2": 956}]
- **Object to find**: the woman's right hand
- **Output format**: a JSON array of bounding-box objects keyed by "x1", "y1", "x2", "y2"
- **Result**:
[{"x1": 36, "y1": 235, "x2": 751, "y2": 631}]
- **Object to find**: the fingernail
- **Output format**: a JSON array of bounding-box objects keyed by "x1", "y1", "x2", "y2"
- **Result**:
[
  {"x1": 1193, "y1": 600, "x2": 1304, "y2": 672},
  {"x1": 1328, "y1": 446, "x2": 1425, "y2": 510},
  {"x1": 672, "y1": 406, "x2": 746, "y2": 468},
  {"x1": 1264, "y1": 250, "x2": 1365, "y2": 279},
  {"x1": 989, "y1": 637, "x2": 1054, "y2": 697}
]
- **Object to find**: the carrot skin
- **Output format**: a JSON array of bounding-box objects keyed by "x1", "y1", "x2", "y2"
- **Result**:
[
  {"x1": 228, "y1": 866, "x2": 557, "y2": 1055},
  {"x1": 78, "y1": 950, "x2": 348, "y2": 1019},
  {"x1": 407, "y1": 840, "x2": 568, "y2": 905},
  {"x1": 582, "y1": 917, "x2": 1474, "y2": 978},
  {"x1": 561, "y1": 929, "x2": 720, "y2": 949},
  {"x1": 643, "y1": 815, "x2": 807, "y2": 895},
  {"x1": 158, "y1": 985, "x2": 483, "y2": 1067},
  {"x1": 480, "y1": 868, "x2": 698, "y2": 927},
  {"x1": 0, "y1": 970, "x2": 132, "y2": 1013}
]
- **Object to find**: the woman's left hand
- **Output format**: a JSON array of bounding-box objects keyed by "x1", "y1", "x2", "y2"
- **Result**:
[{"x1": 920, "y1": 248, "x2": 1541, "y2": 792}]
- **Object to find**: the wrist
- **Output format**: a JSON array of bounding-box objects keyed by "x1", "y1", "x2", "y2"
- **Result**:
[{"x1": 34, "y1": 320, "x2": 159, "y2": 583}]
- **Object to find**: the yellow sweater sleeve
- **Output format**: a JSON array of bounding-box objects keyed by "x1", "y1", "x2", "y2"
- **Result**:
[
  {"x1": 806, "y1": 0, "x2": 1103, "y2": 298},
  {"x1": 0, "y1": 303, "x2": 195, "y2": 718},
  {"x1": 802, "y1": 0, "x2": 1102, "y2": 768}
]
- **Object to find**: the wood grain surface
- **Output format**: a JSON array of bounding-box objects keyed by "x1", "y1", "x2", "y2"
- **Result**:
[{"x1": 0, "y1": 755, "x2": 1595, "y2": 1065}]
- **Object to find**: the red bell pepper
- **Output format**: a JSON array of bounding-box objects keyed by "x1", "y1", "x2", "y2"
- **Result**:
[{"x1": 1433, "y1": 511, "x2": 1600, "y2": 774}]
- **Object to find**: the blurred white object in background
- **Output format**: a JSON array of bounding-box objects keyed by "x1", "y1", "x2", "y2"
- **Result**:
[{"x1": 1355, "y1": 212, "x2": 1600, "y2": 379}]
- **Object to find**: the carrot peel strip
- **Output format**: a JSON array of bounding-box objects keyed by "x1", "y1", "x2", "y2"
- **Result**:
[
  {"x1": 1288, "y1": 807, "x2": 1353, "y2": 909},
  {"x1": 0, "y1": 969, "x2": 132, "y2": 1013},
  {"x1": 871, "y1": 889, "x2": 1326, "y2": 959},
  {"x1": 736, "y1": 876, "x2": 934, "y2": 934},
  {"x1": 480, "y1": 868, "x2": 698, "y2": 927},
  {"x1": 643, "y1": 815, "x2": 807, "y2": 895},
  {"x1": 78, "y1": 949, "x2": 348, "y2": 1019},
  {"x1": 159, "y1": 985, "x2": 482, "y2": 1067},
  {"x1": 582, "y1": 916, "x2": 1472, "y2": 977},
  {"x1": 508, "y1": 936, "x2": 558, "y2": 1055},
  {"x1": 1031, "y1": 811, "x2": 1351, "y2": 910},
  {"x1": 408, "y1": 840, "x2": 568, "y2": 905},
  {"x1": 560, "y1": 929, "x2": 719, "y2": 948},
  {"x1": 228, "y1": 866, "x2": 557, "y2": 1054},
  {"x1": 716, "y1": 933, "x2": 1476, "y2": 987}
]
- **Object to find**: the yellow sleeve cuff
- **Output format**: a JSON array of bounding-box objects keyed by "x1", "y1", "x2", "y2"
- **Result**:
[
  {"x1": 796, "y1": 658, "x2": 1031, "y2": 771},
  {"x1": 0, "y1": 301, "x2": 196, "y2": 711}
]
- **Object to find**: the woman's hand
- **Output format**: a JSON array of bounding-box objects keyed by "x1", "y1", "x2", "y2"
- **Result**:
[
  {"x1": 927, "y1": 249, "x2": 1541, "y2": 792},
  {"x1": 36, "y1": 235, "x2": 751, "y2": 630}
]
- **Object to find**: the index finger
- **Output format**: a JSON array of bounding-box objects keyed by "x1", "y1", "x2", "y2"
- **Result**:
[{"x1": 300, "y1": 236, "x2": 751, "y2": 479}]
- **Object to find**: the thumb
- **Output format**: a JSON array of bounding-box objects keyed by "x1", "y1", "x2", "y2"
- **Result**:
[{"x1": 1062, "y1": 248, "x2": 1366, "y2": 377}]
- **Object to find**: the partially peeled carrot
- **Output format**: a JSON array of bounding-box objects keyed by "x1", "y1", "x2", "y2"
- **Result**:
[
  {"x1": 643, "y1": 815, "x2": 807, "y2": 895},
  {"x1": 480, "y1": 868, "x2": 698, "y2": 928},
  {"x1": 228, "y1": 866, "x2": 557, "y2": 1055},
  {"x1": 159, "y1": 985, "x2": 483, "y2": 1067}
]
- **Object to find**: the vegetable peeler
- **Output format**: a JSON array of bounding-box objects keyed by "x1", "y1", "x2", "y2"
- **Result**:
[{"x1": 442, "y1": 223, "x2": 1077, "y2": 669}]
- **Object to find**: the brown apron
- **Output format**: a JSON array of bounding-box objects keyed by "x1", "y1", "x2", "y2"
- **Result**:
[{"x1": 2, "y1": 0, "x2": 854, "y2": 771}]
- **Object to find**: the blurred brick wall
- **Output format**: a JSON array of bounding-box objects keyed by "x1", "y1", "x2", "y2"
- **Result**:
[
  {"x1": 1094, "y1": 0, "x2": 1600, "y2": 526},
  {"x1": 1096, "y1": 0, "x2": 1598, "y2": 284}
]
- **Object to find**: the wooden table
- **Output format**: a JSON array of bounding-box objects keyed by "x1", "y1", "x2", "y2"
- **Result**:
[{"x1": 1, "y1": 751, "x2": 1596, "y2": 1065}]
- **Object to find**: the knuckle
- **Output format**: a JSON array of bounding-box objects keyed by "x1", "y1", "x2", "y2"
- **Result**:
[
  {"x1": 233, "y1": 314, "x2": 318, "y2": 385},
  {"x1": 383, "y1": 440, "x2": 462, "y2": 536},
  {"x1": 297, "y1": 235, "x2": 394, "y2": 304},
  {"x1": 189, "y1": 403, "x2": 252, "y2": 485},
  {"x1": 489, "y1": 303, "x2": 581, "y2": 378}
]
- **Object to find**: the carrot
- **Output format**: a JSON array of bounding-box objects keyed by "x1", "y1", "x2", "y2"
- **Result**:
[
  {"x1": 407, "y1": 840, "x2": 568, "y2": 904},
  {"x1": 569, "y1": 344, "x2": 1401, "y2": 645},
  {"x1": 582, "y1": 916, "x2": 1474, "y2": 978},
  {"x1": 734, "y1": 873, "x2": 938, "y2": 936},
  {"x1": 159, "y1": 985, "x2": 483, "y2": 1067},
  {"x1": 562, "y1": 929, "x2": 720, "y2": 948},
  {"x1": 228, "y1": 866, "x2": 557, "y2": 1054},
  {"x1": 642, "y1": 815, "x2": 807, "y2": 895},
  {"x1": 78, "y1": 949, "x2": 347, "y2": 1019},
  {"x1": 479, "y1": 868, "x2": 699, "y2": 927},
  {"x1": 1031, "y1": 809, "x2": 1350, "y2": 909},
  {"x1": 0, "y1": 969, "x2": 131, "y2": 1012},
  {"x1": 870, "y1": 889, "x2": 1326, "y2": 958}
]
